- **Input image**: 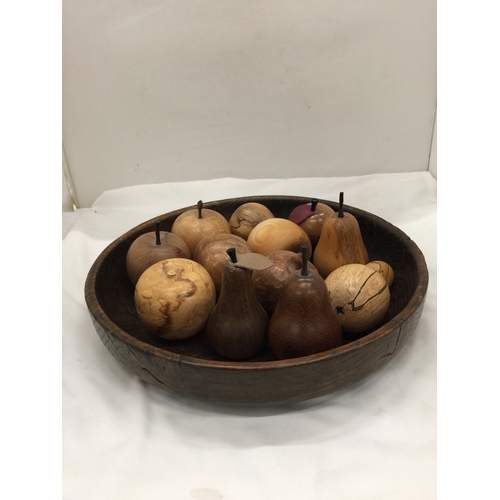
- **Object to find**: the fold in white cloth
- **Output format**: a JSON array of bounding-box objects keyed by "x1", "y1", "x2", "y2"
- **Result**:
[{"x1": 63, "y1": 172, "x2": 436, "y2": 500}]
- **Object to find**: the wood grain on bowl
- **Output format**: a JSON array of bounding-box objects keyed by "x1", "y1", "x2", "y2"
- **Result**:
[{"x1": 84, "y1": 196, "x2": 428, "y2": 405}]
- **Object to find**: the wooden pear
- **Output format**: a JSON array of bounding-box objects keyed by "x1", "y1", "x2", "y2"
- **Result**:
[
  {"x1": 268, "y1": 247, "x2": 343, "y2": 360},
  {"x1": 207, "y1": 248, "x2": 269, "y2": 360},
  {"x1": 312, "y1": 192, "x2": 369, "y2": 279}
]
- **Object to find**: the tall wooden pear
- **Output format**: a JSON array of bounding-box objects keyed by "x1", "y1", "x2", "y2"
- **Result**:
[
  {"x1": 268, "y1": 246, "x2": 343, "y2": 360},
  {"x1": 207, "y1": 248, "x2": 270, "y2": 360},
  {"x1": 312, "y1": 192, "x2": 369, "y2": 279}
]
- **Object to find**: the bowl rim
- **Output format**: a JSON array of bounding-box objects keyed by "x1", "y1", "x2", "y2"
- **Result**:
[{"x1": 85, "y1": 194, "x2": 429, "y2": 371}]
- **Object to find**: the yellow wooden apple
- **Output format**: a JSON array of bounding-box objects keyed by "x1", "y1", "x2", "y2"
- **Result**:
[{"x1": 247, "y1": 218, "x2": 312, "y2": 259}]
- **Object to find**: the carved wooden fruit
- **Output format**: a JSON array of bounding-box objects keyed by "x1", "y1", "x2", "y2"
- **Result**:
[
  {"x1": 171, "y1": 200, "x2": 231, "y2": 255},
  {"x1": 313, "y1": 192, "x2": 369, "y2": 278},
  {"x1": 207, "y1": 249, "x2": 269, "y2": 360},
  {"x1": 268, "y1": 247, "x2": 343, "y2": 359},
  {"x1": 228, "y1": 202, "x2": 275, "y2": 240},
  {"x1": 251, "y1": 249, "x2": 318, "y2": 315},
  {"x1": 247, "y1": 218, "x2": 312, "y2": 259},
  {"x1": 134, "y1": 258, "x2": 216, "y2": 339},
  {"x1": 366, "y1": 260, "x2": 395, "y2": 287},
  {"x1": 125, "y1": 222, "x2": 191, "y2": 285},
  {"x1": 193, "y1": 233, "x2": 252, "y2": 295},
  {"x1": 288, "y1": 199, "x2": 336, "y2": 247},
  {"x1": 325, "y1": 263, "x2": 390, "y2": 334}
]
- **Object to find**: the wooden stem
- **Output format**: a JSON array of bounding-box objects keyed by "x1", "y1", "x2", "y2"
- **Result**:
[
  {"x1": 300, "y1": 245, "x2": 309, "y2": 276},
  {"x1": 197, "y1": 200, "x2": 203, "y2": 219},
  {"x1": 311, "y1": 198, "x2": 318, "y2": 211},
  {"x1": 226, "y1": 247, "x2": 238, "y2": 263},
  {"x1": 338, "y1": 192, "x2": 344, "y2": 218},
  {"x1": 155, "y1": 221, "x2": 161, "y2": 245}
]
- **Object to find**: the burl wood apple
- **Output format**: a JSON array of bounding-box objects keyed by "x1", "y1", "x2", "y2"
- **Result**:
[
  {"x1": 134, "y1": 258, "x2": 216, "y2": 339},
  {"x1": 228, "y1": 202, "x2": 274, "y2": 240},
  {"x1": 366, "y1": 260, "x2": 395, "y2": 288},
  {"x1": 325, "y1": 263, "x2": 390, "y2": 334}
]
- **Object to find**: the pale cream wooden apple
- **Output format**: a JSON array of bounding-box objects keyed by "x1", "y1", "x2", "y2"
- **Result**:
[
  {"x1": 366, "y1": 260, "x2": 395, "y2": 287},
  {"x1": 325, "y1": 263, "x2": 390, "y2": 334}
]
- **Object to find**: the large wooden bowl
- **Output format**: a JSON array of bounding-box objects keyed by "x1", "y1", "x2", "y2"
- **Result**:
[{"x1": 85, "y1": 195, "x2": 428, "y2": 406}]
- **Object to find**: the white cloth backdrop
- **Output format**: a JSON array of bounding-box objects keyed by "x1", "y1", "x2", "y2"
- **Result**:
[{"x1": 62, "y1": 172, "x2": 436, "y2": 499}]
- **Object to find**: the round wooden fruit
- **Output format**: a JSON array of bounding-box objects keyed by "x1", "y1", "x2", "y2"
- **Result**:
[
  {"x1": 228, "y1": 202, "x2": 274, "y2": 240},
  {"x1": 125, "y1": 228, "x2": 191, "y2": 285},
  {"x1": 325, "y1": 263, "x2": 390, "y2": 334},
  {"x1": 134, "y1": 258, "x2": 216, "y2": 340},
  {"x1": 247, "y1": 218, "x2": 312, "y2": 259}
]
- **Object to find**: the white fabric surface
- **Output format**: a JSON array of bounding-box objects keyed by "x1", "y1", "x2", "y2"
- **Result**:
[{"x1": 62, "y1": 172, "x2": 437, "y2": 500}]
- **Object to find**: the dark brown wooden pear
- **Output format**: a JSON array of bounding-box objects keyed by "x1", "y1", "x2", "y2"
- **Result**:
[
  {"x1": 207, "y1": 248, "x2": 269, "y2": 360},
  {"x1": 312, "y1": 192, "x2": 369, "y2": 278},
  {"x1": 268, "y1": 246, "x2": 343, "y2": 360}
]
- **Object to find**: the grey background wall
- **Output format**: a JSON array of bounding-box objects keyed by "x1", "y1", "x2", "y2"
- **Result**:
[{"x1": 62, "y1": 0, "x2": 436, "y2": 211}]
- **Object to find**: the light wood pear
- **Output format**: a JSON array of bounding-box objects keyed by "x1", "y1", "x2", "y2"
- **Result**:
[{"x1": 312, "y1": 192, "x2": 369, "y2": 278}]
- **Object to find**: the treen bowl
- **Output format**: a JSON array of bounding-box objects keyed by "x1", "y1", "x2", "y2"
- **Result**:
[{"x1": 84, "y1": 195, "x2": 428, "y2": 406}]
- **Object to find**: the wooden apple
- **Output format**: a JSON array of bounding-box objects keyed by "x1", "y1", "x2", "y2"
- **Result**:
[
  {"x1": 171, "y1": 200, "x2": 231, "y2": 255},
  {"x1": 251, "y1": 249, "x2": 319, "y2": 315},
  {"x1": 125, "y1": 221, "x2": 191, "y2": 285},
  {"x1": 193, "y1": 233, "x2": 252, "y2": 295},
  {"x1": 247, "y1": 218, "x2": 312, "y2": 259},
  {"x1": 228, "y1": 202, "x2": 274, "y2": 240},
  {"x1": 134, "y1": 258, "x2": 216, "y2": 340},
  {"x1": 366, "y1": 260, "x2": 395, "y2": 287},
  {"x1": 324, "y1": 263, "x2": 390, "y2": 334},
  {"x1": 288, "y1": 199, "x2": 336, "y2": 247}
]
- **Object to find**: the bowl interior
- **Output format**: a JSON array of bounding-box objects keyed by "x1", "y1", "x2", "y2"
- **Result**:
[{"x1": 90, "y1": 195, "x2": 423, "y2": 363}]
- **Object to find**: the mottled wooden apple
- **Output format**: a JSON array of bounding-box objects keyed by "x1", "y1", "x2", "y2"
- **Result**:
[
  {"x1": 134, "y1": 258, "x2": 216, "y2": 340},
  {"x1": 228, "y1": 202, "x2": 274, "y2": 240},
  {"x1": 325, "y1": 263, "x2": 390, "y2": 334},
  {"x1": 366, "y1": 260, "x2": 395, "y2": 287}
]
